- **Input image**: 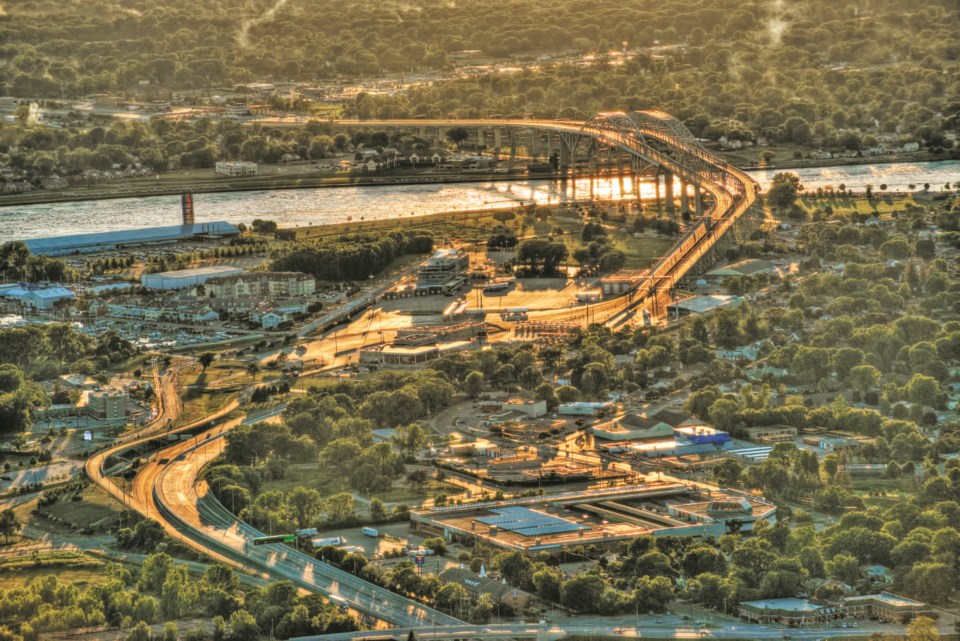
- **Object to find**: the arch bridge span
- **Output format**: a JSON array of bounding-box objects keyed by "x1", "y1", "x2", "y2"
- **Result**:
[{"x1": 326, "y1": 112, "x2": 761, "y2": 326}]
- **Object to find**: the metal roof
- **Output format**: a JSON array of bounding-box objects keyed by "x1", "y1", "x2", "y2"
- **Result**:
[{"x1": 23, "y1": 221, "x2": 240, "y2": 255}]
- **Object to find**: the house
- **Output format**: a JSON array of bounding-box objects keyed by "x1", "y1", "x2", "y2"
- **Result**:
[{"x1": 438, "y1": 567, "x2": 531, "y2": 609}]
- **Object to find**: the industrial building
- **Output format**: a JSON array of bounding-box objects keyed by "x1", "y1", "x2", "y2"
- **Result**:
[
  {"x1": 411, "y1": 483, "x2": 775, "y2": 556},
  {"x1": 22, "y1": 221, "x2": 241, "y2": 256},
  {"x1": 142, "y1": 265, "x2": 245, "y2": 290},
  {"x1": 667, "y1": 294, "x2": 742, "y2": 317}
]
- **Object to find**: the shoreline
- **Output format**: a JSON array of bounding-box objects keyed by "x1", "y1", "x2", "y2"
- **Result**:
[{"x1": 0, "y1": 154, "x2": 951, "y2": 210}]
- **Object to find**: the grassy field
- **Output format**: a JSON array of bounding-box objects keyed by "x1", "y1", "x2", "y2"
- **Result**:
[
  {"x1": 0, "y1": 551, "x2": 114, "y2": 590},
  {"x1": 796, "y1": 194, "x2": 923, "y2": 216},
  {"x1": 256, "y1": 463, "x2": 449, "y2": 505},
  {"x1": 15, "y1": 484, "x2": 125, "y2": 535}
]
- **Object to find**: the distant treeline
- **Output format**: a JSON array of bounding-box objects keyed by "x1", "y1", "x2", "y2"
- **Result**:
[{"x1": 270, "y1": 231, "x2": 433, "y2": 281}]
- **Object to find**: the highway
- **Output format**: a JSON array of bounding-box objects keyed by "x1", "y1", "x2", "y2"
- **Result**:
[{"x1": 290, "y1": 620, "x2": 904, "y2": 641}]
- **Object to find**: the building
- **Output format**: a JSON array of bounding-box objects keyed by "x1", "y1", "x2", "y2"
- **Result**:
[
  {"x1": 215, "y1": 161, "x2": 258, "y2": 176},
  {"x1": 23, "y1": 222, "x2": 241, "y2": 256},
  {"x1": 558, "y1": 402, "x2": 616, "y2": 417},
  {"x1": 99, "y1": 300, "x2": 220, "y2": 323},
  {"x1": 438, "y1": 567, "x2": 531, "y2": 609},
  {"x1": 205, "y1": 272, "x2": 316, "y2": 299},
  {"x1": 705, "y1": 259, "x2": 778, "y2": 280},
  {"x1": 499, "y1": 399, "x2": 547, "y2": 418},
  {"x1": 360, "y1": 340, "x2": 477, "y2": 367},
  {"x1": 411, "y1": 483, "x2": 775, "y2": 556},
  {"x1": 667, "y1": 294, "x2": 742, "y2": 318},
  {"x1": 743, "y1": 425, "x2": 797, "y2": 443},
  {"x1": 843, "y1": 593, "x2": 931, "y2": 623},
  {"x1": 738, "y1": 598, "x2": 838, "y2": 625},
  {"x1": 142, "y1": 266, "x2": 245, "y2": 290},
  {"x1": 2, "y1": 286, "x2": 76, "y2": 310},
  {"x1": 417, "y1": 249, "x2": 469, "y2": 293},
  {"x1": 85, "y1": 389, "x2": 129, "y2": 421}
]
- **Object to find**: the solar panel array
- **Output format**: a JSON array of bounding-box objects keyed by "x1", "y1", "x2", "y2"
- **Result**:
[{"x1": 476, "y1": 506, "x2": 586, "y2": 538}]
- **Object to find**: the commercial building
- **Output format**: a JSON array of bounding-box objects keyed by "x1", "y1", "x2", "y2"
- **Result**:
[
  {"x1": 499, "y1": 399, "x2": 547, "y2": 418},
  {"x1": 417, "y1": 249, "x2": 469, "y2": 293},
  {"x1": 84, "y1": 389, "x2": 129, "y2": 421},
  {"x1": 142, "y1": 265, "x2": 245, "y2": 290},
  {"x1": 215, "y1": 161, "x2": 258, "y2": 176},
  {"x1": 843, "y1": 593, "x2": 931, "y2": 622},
  {"x1": 205, "y1": 272, "x2": 315, "y2": 299},
  {"x1": 360, "y1": 340, "x2": 477, "y2": 367},
  {"x1": 2, "y1": 286, "x2": 76, "y2": 310},
  {"x1": 412, "y1": 483, "x2": 775, "y2": 556},
  {"x1": 738, "y1": 598, "x2": 838, "y2": 626},
  {"x1": 743, "y1": 425, "x2": 798, "y2": 443},
  {"x1": 23, "y1": 221, "x2": 241, "y2": 256},
  {"x1": 739, "y1": 593, "x2": 931, "y2": 626}
]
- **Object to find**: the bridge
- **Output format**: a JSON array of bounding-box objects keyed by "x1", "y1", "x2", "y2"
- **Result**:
[{"x1": 261, "y1": 112, "x2": 761, "y2": 327}]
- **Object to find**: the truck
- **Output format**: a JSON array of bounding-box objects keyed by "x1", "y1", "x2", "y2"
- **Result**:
[
  {"x1": 361, "y1": 527, "x2": 380, "y2": 538},
  {"x1": 328, "y1": 594, "x2": 349, "y2": 612}
]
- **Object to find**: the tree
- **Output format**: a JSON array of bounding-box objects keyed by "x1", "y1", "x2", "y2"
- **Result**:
[
  {"x1": 286, "y1": 487, "x2": 323, "y2": 529},
  {"x1": 326, "y1": 493, "x2": 355, "y2": 522},
  {"x1": 713, "y1": 459, "x2": 743, "y2": 488},
  {"x1": 125, "y1": 622, "x2": 152, "y2": 641},
  {"x1": 907, "y1": 615, "x2": 940, "y2": 641},
  {"x1": 422, "y1": 537, "x2": 447, "y2": 555},
  {"x1": 435, "y1": 582, "x2": 469, "y2": 613},
  {"x1": 849, "y1": 365, "x2": 881, "y2": 393},
  {"x1": 766, "y1": 172, "x2": 803, "y2": 214},
  {"x1": 0, "y1": 509, "x2": 20, "y2": 543},
  {"x1": 560, "y1": 574, "x2": 604, "y2": 611},
  {"x1": 245, "y1": 362, "x2": 260, "y2": 380},
  {"x1": 445, "y1": 127, "x2": 469, "y2": 149},
  {"x1": 463, "y1": 371, "x2": 484, "y2": 399},
  {"x1": 905, "y1": 374, "x2": 939, "y2": 408},
  {"x1": 198, "y1": 352, "x2": 215, "y2": 372},
  {"x1": 369, "y1": 497, "x2": 387, "y2": 522}
]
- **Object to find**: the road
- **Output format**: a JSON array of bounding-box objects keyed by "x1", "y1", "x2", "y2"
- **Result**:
[
  {"x1": 288, "y1": 619, "x2": 911, "y2": 641},
  {"x1": 149, "y1": 413, "x2": 459, "y2": 628}
]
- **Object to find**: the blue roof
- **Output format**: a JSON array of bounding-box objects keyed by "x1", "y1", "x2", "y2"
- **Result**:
[{"x1": 23, "y1": 222, "x2": 240, "y2": 255}]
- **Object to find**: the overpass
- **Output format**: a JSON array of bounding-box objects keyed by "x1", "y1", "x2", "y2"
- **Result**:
[{"x1": 280, "y1": 112, "x2": 760, "y2": 327}]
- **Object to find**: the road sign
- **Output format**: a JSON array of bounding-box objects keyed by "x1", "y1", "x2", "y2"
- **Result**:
[
  {"x1": 252, "y1": 534, "x2": 296, "y2": 546},
  {"x1": 83, "y1": 430, "x2": 93, "y2": 441},
  {"x1": 296, "y1": 528, "x2": 318, "y2": 537}
]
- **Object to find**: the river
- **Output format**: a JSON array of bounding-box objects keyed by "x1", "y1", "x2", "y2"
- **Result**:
[{"x1": 1, "y1": 160, "x2": 957, "y2": 243}]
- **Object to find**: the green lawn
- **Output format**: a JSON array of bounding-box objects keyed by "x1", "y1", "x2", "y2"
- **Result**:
[
  {"x1": 257, "y1": 464, "x2": 436, "y2": 505},
  {"x1": 797, "y1": 194, "x2": 923, "y2": 216}
]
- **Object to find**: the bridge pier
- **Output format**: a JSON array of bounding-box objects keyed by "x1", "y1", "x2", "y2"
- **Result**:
[
  {"x1": 663, "y1": 171, "x2": 675, "y2": 215},
  {"x1": 680, "y1": 179, "x2": 690, "y2": 220},
  {"x1": 694, "y1": 183, "x2": 703, "y2": 216}
]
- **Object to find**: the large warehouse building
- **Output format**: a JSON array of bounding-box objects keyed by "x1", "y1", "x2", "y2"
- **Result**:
[
  {"x1": 23, "y1": 221, "x2": 240, "y2": 256},
  {"x1": 142, "y1": 265, "x2": 244, "y2": 290}
]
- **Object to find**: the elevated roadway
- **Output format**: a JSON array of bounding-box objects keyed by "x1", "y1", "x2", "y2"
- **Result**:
[{"x1": 312, "y1": 114, "x2": 758, "y2": 327}]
